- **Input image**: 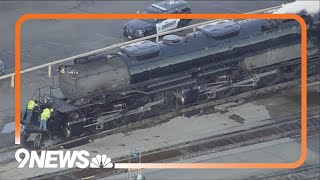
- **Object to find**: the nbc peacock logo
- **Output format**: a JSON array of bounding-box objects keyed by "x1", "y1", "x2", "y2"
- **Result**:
[{"x1": 90, "y1": 154, "x2": 113, "y2": 168}]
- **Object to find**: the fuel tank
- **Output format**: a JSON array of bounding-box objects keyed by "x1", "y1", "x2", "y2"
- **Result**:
[
  {"x1": 59, "y1": 55, "x2": 131, "y2": 100},
  {"x1": 120, "y1": 19, "x2": 303, "y2": 83}
]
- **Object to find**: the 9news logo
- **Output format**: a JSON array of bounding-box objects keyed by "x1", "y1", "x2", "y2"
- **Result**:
[{"x1": 15, "y1": 148, "x2": 113, "y2": 168}]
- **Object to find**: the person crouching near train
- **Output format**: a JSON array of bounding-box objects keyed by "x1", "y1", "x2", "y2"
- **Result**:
[
  {"x1": 25, "y1": 98, "x2": 39, "y2": 125},
  {"x1": 39, "y1": 108, "x2": 54, "y2": 131}
]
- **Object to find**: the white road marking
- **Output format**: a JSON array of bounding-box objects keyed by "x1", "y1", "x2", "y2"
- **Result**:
[
  {"x1": 2, "y1": 50, "x2": 13, "y2": 54},
  {"x1": 211, "y1": 5, "x2": 244, "y2": 13},
  {"x1": 223, "y1": 7, "x2": 244, "y2": 13},
  {"x1": 3, "y1": 50, "x2": 33, "y2": 57},
  {"x1": 96, "y1": 33, "x2": 107, "y2": 38},
  {"x1": 43, "y1": 40, "x2": 66, "y2": 47}
]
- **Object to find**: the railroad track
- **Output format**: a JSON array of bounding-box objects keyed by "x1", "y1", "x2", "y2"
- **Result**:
[
  {"x1": 0, "y1": 145, "x2": 21, "y2": 154},
  {"x1": 0, "y1": 145, "x2": 22, "y2": 164},
  {"x1": 250, "y1": 164, "x2": 320, "y2": 180},
  {"x1": 0, "y1": 74, "x2": 319, "y2": 166},
  {"x1": 32, "y1": 111, "x2": 320, "y2": 180}
]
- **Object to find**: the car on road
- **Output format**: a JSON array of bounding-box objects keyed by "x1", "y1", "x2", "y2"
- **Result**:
[
  {"x1": 123, "y1": 0, "x2": 192, "y2": 39},
  {"x1": 0, "y1": 59, "x2": 5, "y2": 75}
]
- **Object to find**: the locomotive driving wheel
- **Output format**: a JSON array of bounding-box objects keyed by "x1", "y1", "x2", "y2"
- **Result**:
[
  {"x1": 239, "y1": 75, "x2": 260, "y2": 93},
  {"x1": 152, "y1": 92, "x2": 175, "y2": 114},
  {"x1": 216, "y1": 87, "x2": 236, "y2": 99},
  {"x1": 112, "y1": 116, "x2": 129, "y2": 128},
  {"x1": 260, "y1": 68, "x2": 282, "y2": 87},
  {"x1": 130, "y1": 96, "x2": 152, "y2": 122},
  {"x1": 292, "y1": 65, "x2": 301, "y2": 80},
  {"x1": 140, "y1": 96, "x2": 152, "y2": 106},
  {"x1": 307, "y1": 63, "x2": 320, "y2": 76}
]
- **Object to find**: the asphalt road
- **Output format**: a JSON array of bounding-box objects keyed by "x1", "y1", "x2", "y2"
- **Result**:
[{"x1": 0, "y1": 0, "x2": 290, "y2": 73}]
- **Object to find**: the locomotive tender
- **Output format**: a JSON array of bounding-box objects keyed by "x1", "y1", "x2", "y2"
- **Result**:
[{"x1": 23, "y1": 13, "x2": 320, "y2": 147}]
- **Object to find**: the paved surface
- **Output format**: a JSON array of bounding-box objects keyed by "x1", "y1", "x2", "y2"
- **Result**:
[
  {"x1": 0, "y1": 86, "x2": 319, "y2": 179},
  {"x1": 105, "y1": 134, "x2": 320, "y2": 180},
  {"x1": 0, "y1": 0, "x2": 290, "y2": 146}
]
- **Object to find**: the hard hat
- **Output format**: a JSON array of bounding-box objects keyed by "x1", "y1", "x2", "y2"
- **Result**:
[{"x1": 50, "y1": 108, "x2": 54, "y2": 112}]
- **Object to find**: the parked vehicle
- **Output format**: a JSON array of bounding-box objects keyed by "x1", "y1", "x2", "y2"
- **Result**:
[{"x1": 123, "y1": 0, "x2": 192, "y2": 39}]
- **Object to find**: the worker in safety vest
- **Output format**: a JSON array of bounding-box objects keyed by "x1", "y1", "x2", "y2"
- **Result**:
[
  {"x1": 25, "y1": 98, "x2": 39, "y2": 125},
  {"x1": 39, "y1": 108, "x2": 54, "y2": 131}
]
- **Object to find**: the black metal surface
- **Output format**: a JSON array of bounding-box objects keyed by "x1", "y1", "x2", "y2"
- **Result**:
[{"x1": 197, "y1": 20, "x2": 240, "y2": 39}]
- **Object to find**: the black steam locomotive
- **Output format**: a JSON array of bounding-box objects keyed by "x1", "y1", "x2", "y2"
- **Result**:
[{"x1": 22, "y1": 14, "x2": 320, "y2": 147}]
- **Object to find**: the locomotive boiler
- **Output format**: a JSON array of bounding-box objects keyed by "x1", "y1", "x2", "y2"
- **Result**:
[{"x1": 22, "y1": 13, "x2": 320, "y2": 147}]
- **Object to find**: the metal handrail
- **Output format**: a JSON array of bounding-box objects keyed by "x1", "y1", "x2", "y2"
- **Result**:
[{"x1": 0, "y1": 5, "x2": 281, "y2": 87}]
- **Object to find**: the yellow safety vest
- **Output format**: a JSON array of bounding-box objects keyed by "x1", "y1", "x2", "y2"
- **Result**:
[
  {"x1": 41, "y1": 108, "x2": 51, "y2": 121},
  {"x1": 27, "y1": 100, "x2": 37, "y2": 110}
]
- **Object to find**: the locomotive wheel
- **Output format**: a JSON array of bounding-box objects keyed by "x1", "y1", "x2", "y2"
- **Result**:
[
  {"x1": 292, "y1": 66, "x2": 301, "y2": 80},
  {"x1": 153, "y1": 92, "x2": 175, "y2": 114},
  {"x1": 131, "y1": 111, "x2": 147, "y2": 123},
  {"x1": 111, "y1": 120, "x2": 119, "y2": 128},
  {"x1": 112, "y1": 116, "x2": 129, "y2": 127},
  {"x1": 140, "y1": 96, "x2": 152, "y2": 106},
  {"x1": 308, "y1": 64, "x2": 320, "y2": 76},
  {"x1": 239, "y1": 83, "x2": 259, "y2": 93},
  {"x1": 128, "y1": 96, "x2": 152, "y2": 121},
  {"x1": 130, "y1": 96, "x2": 152, "y2": 109},
  {"x1": 260, "y1": 69, "x2": 282, "y2": 87},
  {"x1": 120, "y1": 116, "x2": 129, "y2": 125},
  {"x1": 216, "y1": 87, "x2": 236, "y2": 99},
  {"x1": 62, "y1": 127, "x2": 71, "y2": 139}
]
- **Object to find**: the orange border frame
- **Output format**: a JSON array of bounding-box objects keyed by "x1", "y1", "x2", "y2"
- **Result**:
[{"x1": 15, "y1": 14, "x2": 307, "y2": 169}]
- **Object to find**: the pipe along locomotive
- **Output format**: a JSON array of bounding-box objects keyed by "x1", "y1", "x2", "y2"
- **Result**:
[{"x1": 22, "y1": 13, "x2": 320, "y2": 147}]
